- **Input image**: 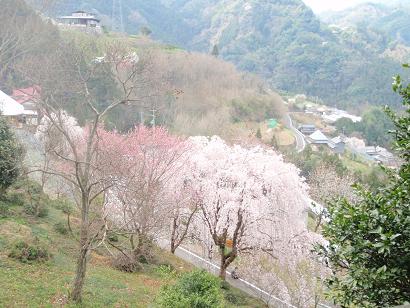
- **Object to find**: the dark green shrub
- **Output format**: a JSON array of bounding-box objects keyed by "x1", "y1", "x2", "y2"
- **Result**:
[
  {"x1": 8, "y1": 241, "x2": 51, "y2": 263},
  {"x1": 54, "y1": 222, "x2": 68, "y2": 235},
  {"x1": 6, "y1": 191, "x2": 25, "y2": 206},
  {"x1": 0, "y1": 118, "x2": 24, "y2": 193},
  {"x1": 52, "y1": 197, "x2": 74, "y2": 214},
  {"x1": 24, "y1": 202, "x2": 48, "y2": 217},
  {"x1": 220, "y1": 280, "x2": 230, "y2": 290},
  {"x1": 223, "y1": 287, "x2": 249, "y2": 306},
  {"x1": 156, "y1": 270, "x2": 223, "y2": 308},
  {"x1": 0, "y1": 200, "x2": 9, "y2": 217},
  {"x1": 108, "y1": 232, "x2": 119, "y2": 242}
]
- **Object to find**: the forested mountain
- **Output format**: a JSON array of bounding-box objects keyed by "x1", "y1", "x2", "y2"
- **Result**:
[
  {"x1": 45, "y1": 0, "x2": 409, "y2": 108},
  {"x1": 320, "y1": 2, "x2": 410, "y2": 61}
]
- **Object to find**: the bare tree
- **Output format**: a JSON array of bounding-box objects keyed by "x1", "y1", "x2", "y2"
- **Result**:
[
  {"x1": 0, "y1": 0, "x2": 55, "y2": 84},
  {"x1": 168, "y1": 190, "x2": 198, "y2": 254},
  {"x1": 21, "y1": 41, "x2": 157, "y2": 302}
]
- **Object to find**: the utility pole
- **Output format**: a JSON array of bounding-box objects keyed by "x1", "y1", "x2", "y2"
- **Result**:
[
  {"x1": 150, "y1": 108, "x2": 156, "y2": 127},
  {"x1": 140, "y1": 110, "x2": 144, "y2": 125},
  {"x1": 111, "y1": 0, "x2": 124, "y2": 33}
]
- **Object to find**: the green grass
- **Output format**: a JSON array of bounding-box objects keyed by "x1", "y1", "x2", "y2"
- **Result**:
[
  {"x1": 0, "y1": 191, "x2": 263, "y2": 307},
  {"x1": 341, "y1": 156, "x2": 371, "y2": 174}
]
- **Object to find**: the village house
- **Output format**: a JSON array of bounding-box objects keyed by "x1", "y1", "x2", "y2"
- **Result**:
[
  {"x1": 328, "y1": 136, "x2": 346, "y2": 154},
  {"x1": 307, "y1": 130, "x2": 329, "y2": 145},
  {"x1": 57, "y1": 11, "x2": 102, "y2": 34},
  {"x1": 306, "y1": 129, "x2": 346, "y2": 154},
  {"x1": 322, "y1": 109, "x2": 362, "y2": 123},
  {"x1": 0, "y1": 89, "x2": 25, "y2": 126},
  {"x1": 298, "y1": 124, "x2": 316, "y2": 135},
  {"x1": 12, "y1": 86, "x2": 41, "y2": 126},
  {"x1": 364, "y1": 146, "x2": 397, "y2": 166}
]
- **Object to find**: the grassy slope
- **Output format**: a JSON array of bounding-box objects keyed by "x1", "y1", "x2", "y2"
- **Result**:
[{"x1": 0, "y1": 197, "x2": 263, "y2": 307}]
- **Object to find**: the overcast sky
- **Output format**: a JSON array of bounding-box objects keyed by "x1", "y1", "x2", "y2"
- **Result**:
[{"x1": 302, "y1": 0, "x2": 376, "y2": 13}]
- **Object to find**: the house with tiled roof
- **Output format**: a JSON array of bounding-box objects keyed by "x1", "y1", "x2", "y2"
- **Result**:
[
  {"x1": 307, "y1": 130, "x2": 329, "y2": 145},
  {"x1": 12, "y1": 86, "x2": 41, "y2": 126}
]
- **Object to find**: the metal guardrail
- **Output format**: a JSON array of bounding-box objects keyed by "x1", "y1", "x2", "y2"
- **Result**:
[{"x1": 177, "y1": 245, "x2": 333, "y2": 308}]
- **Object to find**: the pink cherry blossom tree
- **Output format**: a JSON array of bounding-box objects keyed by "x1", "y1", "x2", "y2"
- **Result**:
[{"x1": 105, "y1": 126, "x2": 189, "y2": 260}]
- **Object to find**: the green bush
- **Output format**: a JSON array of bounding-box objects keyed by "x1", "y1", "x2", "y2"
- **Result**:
[
  {"x1": 6, "y1": 191, "x2": 26, "y2": 206},
  {"x1": 54, "y1": 222, "x2": 68, "y2": 235},
  {"x1": 0, "y1": 117, "x2": 24, "y2": 193},
  {"x1": 8, "y1": 241, "x2": 51, "y2": 263},
  {"x1": 222, "y1": 285, "x2": 249, "y2": 306},
  {"x1": 0, "y1": 200, "x2": 9, "y2": 217},
  {"x1": 220, "y1": 280, "x2": 230, "y2": 290},
  {"x1": 52, "y1": 197, "x2": 74, "y2": 214},
  {"x1": 108, "y1": 232, "x2": 119, "y2": 242},
  {"x1": 156, "y1": 270, "x2": 223, "y2": 308},
  {"x1": 24, "y1": 202, "x2": 48, "y2": 217},
  {"x1": 155, "y1": 264, "x2": 177, "y2": 279}
]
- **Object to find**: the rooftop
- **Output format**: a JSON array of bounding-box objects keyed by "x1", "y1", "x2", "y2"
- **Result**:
[
  {"x1": 331, "y1": 136, "x2": 344, "y2": 144},
  {"x1": 309, "y1": 130, "x2": 328, "y2": 141},
  {"x1": 0, "y1": 90, "x2": 24, "y2": 116}
]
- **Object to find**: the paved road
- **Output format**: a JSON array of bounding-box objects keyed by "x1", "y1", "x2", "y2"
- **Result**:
[
  {"x1": 171, "y1": 244, "x2": 296, "y2": 307},
  {"x1": 284, "y1": 114, "x2": 306, "y2": 153},
  {"x1": 159, "y1": 240, "x2": 332, "y2": 307}
]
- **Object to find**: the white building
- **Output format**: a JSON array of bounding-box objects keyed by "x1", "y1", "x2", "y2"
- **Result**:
[
  {"x1": 322, "y1": 109, "x2": 362, "y2": 123},
  {"x1": 0, "y1": 90, "x2": 24, "y2": 117},
  {"x1": 57, "y1": 11, "x2": 102, "y2": 34}
]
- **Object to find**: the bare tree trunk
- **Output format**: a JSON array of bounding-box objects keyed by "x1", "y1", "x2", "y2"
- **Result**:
[
  {"x1": 70, "y1": 242, "x2": 89, "y2": 302},
  {"x1": 219, "y1": 246, "x2": 228, "y2": 280},
  {"x1": 170, "y1": 241, "x2": 177, "y2": 254},
  {"x1": 219, "y1": 266, "x2": 227, "y2": 280},
  {"x1": 70, "y1": 193, "x2": 89, "y2": 302},
  {"x1": 170, "y1": 217, "x2": 178, "y2": 254}
]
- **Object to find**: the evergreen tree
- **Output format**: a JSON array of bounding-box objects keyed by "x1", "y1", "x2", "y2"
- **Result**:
[
  {"x1": 211, "y1": 44, "x2": 219, "y2": 57},
  {"x1": 318, "y1": 72, "x2": 410, "y2": 307},
  {"x1": 140, "y1": 26, "x2": 152, "y2": 36},
  {"x1": 256, "y1": 127, "x2": 262, "y2": 139},
  {"x1": 0, "y1": 117, "x2": 24, "y2": 195}
]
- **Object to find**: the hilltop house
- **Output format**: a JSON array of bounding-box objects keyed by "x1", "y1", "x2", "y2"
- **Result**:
[
  {"x1": 57, "y1": 11, "x2": 102, "y2": 34},
  {"x1": 0, "y1": 90, "x2": 24, "y2": 125}
]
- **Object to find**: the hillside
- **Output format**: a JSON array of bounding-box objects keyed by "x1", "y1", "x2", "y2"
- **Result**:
[
  {"x1": 0, "y1": 180, "x2": 263, "y2": 307},
  {"x1": 320, "y1": 2, "x2": 410, "y2": 63},
  {"x1": 2, "y1": 0, "x2": 287, "y2": 140},
  {"x1": 44, "y1": 0, "x2": 410, "y2": 109}
]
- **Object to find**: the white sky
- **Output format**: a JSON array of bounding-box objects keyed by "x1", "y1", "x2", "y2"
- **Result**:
[{"x1": 302, "y1": 0, "x2": 377, "y2": 13}]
